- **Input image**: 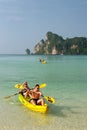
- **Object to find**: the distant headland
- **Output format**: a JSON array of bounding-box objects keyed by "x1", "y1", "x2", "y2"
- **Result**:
[{"x1": 26, "y1": 32, "x2": 87, "y2": 55}]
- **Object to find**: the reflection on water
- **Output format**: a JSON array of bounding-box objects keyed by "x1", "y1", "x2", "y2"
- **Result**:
[{"x1": 48, "y1": 103, "x2": 81, "y2": 118}]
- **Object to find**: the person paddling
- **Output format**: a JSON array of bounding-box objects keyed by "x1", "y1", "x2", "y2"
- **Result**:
[
  {"x1": 19, "y1": 82, "x2": 30, "y2": 98},
  {"x1": 28, "y1": 84, "x2": 44, "y2": 106}
]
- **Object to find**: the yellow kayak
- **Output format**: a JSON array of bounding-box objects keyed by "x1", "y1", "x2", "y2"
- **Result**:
[
  {"x1": 42, "y1": 60, "x2": 47, "y2": 64},
  {"x1": 18, "y1": 94, "x2": 48, "y2": 113},
  {"x1": 39, "y1": 58, "x2": 47, "y2": 64}
]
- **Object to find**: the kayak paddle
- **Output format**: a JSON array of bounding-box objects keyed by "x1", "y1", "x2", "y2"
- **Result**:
[
  {"x1": 39, "y1": 83, "x2": 47, "y2": 88},
  {"x1": 43, "y1": 96, "x2": 55, "y2": 104},
  {"x1": 4, "y1": 92, "x2": 19, "y2": 99},
  {"x1": 15, "y1": 84, "x2": 23, "y2": 89},
  {"x1": 15, "y1": 83, "x2": 47, "y2": 89},
  {"x1": 4, "y1": 93, "x2": 55, "y2": 104}
]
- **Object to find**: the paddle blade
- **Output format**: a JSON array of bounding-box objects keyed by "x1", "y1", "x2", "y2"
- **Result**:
[
  {"x1": 15, "y1": 83, "x2": 47, "y2": 89},
  {"x1": 40, "y1": 83, "x2": 47, "y2": 88},
  {"x1": 15, "y1": 84, "x2": 23, "y2": 89},
  {"x1": 4, "y1": 95, "x2": 12, "y2": 99},
  {"x1": 44, "y1": 96, "x2": 55, "y2": 104}
]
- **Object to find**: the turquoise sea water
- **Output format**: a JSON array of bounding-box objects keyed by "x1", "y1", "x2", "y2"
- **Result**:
[{"x1": 0, "y1": 54, "x2": 87, "y2": 130}]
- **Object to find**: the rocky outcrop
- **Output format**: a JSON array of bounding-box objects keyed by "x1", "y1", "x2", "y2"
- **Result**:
[
  {"x1": 52, "y1": 46, "x2": 58, "y2": 55},
  {"x1": 34, "y1": 32, "x2": 87, "y2": 55},
  {"x1": 34, "y1": 32, "x2": 63, "y2": 54}
]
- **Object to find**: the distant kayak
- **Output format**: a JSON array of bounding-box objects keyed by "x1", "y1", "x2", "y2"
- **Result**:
[
  {"x1": 41, "y1": 60, "x2": 47, "y2": 64},
  {"x1": 19, "y1": 94, "x2": 48, "y2": 113},
  {"x1": 39, "y1": 58, "x2": 47, "y2": 64}
]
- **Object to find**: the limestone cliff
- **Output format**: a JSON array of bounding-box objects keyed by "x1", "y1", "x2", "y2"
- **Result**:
[
  {"x1": 34, "y1": 31, "x2": 87, "y2": 55},
  {"x1": 34, "y1": 32, "x2": 64, "y2": 54}
]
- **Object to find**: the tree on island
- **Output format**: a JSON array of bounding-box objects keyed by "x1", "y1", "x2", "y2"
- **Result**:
[
  {"x1": 25, "y1": 48, "x2": 30, "y2": 55},
  {"x1": 34, "y1": 32, "x2": 87, "y2": 55}
]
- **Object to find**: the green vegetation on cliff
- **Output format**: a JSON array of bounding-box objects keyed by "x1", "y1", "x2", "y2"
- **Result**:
[{"x1": 34, "y1": 32, "x2": 87, "y2": 55}]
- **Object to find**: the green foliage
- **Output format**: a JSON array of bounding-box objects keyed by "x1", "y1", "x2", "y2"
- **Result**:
[
  {"x1": 25, "y1": 48, "x2": 30, "y2": 55},
  {"x1": 34, "y1": 32, "x2": 87, "y2": 55}
]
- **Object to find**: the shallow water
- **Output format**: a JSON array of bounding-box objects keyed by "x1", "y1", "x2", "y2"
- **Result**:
[{"x1": 0, "y1": 54, "x2": 87, "y2": 130}]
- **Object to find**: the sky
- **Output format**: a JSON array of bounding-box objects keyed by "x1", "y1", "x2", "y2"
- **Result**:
[{"x1": 0, "y1": 0, "x2": 87, "y2": 54}]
